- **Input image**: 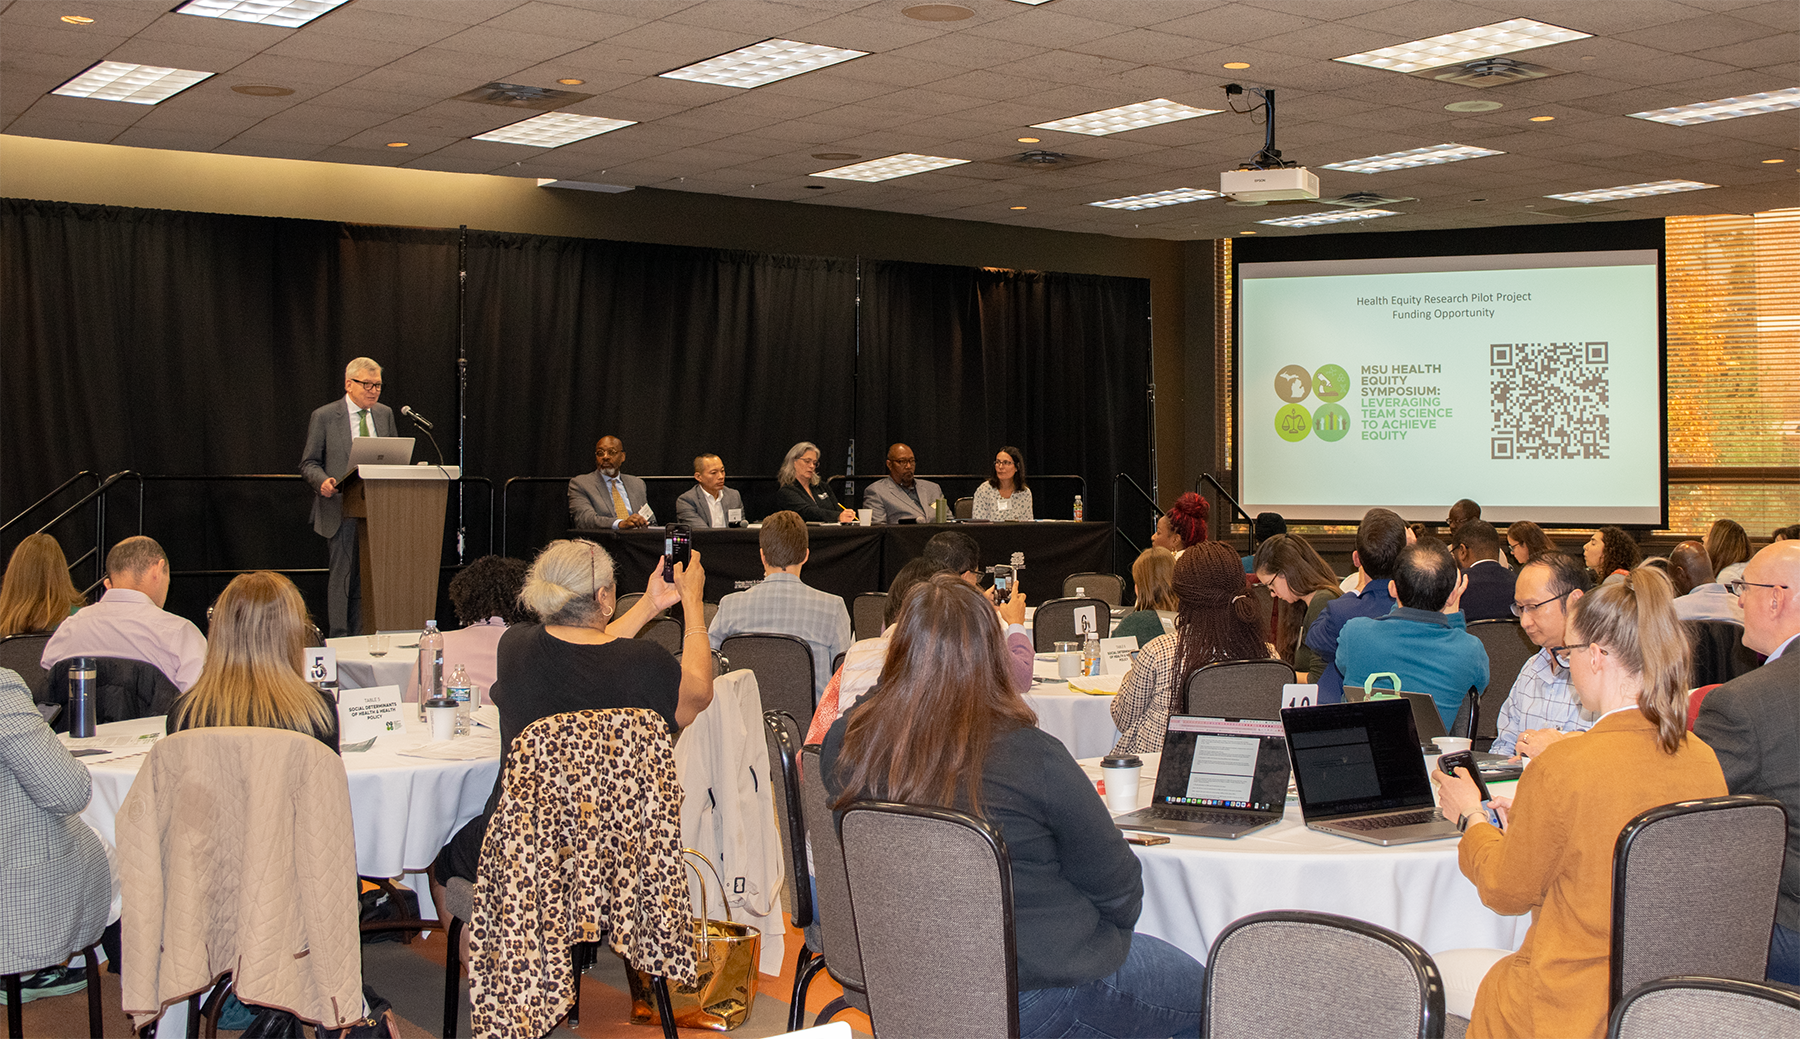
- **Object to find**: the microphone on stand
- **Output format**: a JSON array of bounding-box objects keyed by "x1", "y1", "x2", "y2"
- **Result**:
[
  {"x1": 401, "y1": 406, "x2": 446, "y2": 466},
  {"x1": 400, "y1": 405, "x2": 435, "y2": 430}
]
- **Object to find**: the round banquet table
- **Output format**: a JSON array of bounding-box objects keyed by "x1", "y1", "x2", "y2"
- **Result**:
[
  {"x1": 1079, "y1": 753, "x2": 1531, "y2": 960},
  {"x1": 1024, "y1": 677, "x2": 1120, "y2": 761},
  {"x1": 325, "y1": 633, "x2": 417, "y2": 691}
]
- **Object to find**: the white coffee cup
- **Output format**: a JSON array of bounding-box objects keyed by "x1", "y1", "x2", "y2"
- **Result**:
[
  {"x1": 1435, "y1": 736, "x2": 1473, "y2": 756},
  {"x1": 425, "y1": 698, "x2": 457, "y2": 741},
  {"x1": 1099, "y1": 755, "x2": 1143, "y2": 813},
  {"x1": 857, "y1": 508, "x2": 872, "y2": 526}
]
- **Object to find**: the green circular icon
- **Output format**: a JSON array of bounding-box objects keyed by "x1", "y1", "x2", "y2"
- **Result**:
[
  {"x1": 1313, "y1": 403, "x2": 1350, "y2": 442},
  {"x1": 1275, "y1": 404, "x2": 1311, "y2": 442},
  {"x1": 1313, "y1": 364, "x2": 1349, "y2": 402},
  {"x1": 1274, "y1": 364, "x2": 1312, "y2": 403}
]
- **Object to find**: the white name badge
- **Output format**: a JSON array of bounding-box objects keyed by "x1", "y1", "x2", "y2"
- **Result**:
[
  {"x1": 1071, "y1": 605, "x2": 1100, "y2": 638},
  {"x1": 338, "y1": 685, "x2": 407, "y2": 745},
  {"x1": 1100, "y1": 637, "x2": 1138, "y2": 675},
  {"x1": 727, "y1": 507, "x2": 743, "y2": 525},
  {"x1": 637, "y1": 503, "x2": 654, "y2": 520},
  {"x1": 304, "y1": 647, "x2": 337, "y2": 685},
  {"x1": 1283, "y1": 684, "x2": 1320, "y2": 709}
]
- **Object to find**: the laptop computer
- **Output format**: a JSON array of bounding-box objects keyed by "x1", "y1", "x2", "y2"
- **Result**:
[
  {"x1": 1281, "y1": 698, "x2": 1462, "y2": 846},
  {"x1": 1112, "y1": 716, "x2": 1291, "y2": 839},
  {"x1": 343, "y1": 436, "x2": 414, "y2": 478}
]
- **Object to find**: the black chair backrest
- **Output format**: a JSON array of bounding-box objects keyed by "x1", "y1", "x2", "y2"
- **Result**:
[
  {"x1": 953, "y1": 496, "x2": 974, "y2": 520},
  {"x1": 1683, "y1": 620, "x2": 1760, "y2": 688},
  {"x1": 1183, "y1": 659, "x2": 1295, "y2": 719},
  {"x1": 840, "y1": 802, "x2": 1018, "y2": 1039},
  {"x1": 760, "y1": 711, "x2": 812, "y2": 931},
  {"x1": 1202, "y1": 910, "x2": 1445, "y2": 1039},
  {"x1": 1032, "y1": 597, "x2": 1111, "y2": 652},
  {"x1": 1609, "y1": 976, "x2": 1800, "y2": 1039},
  {"x1": 851, "y1": 592, "x2": 887, "y2": 642},
  {"x1": 0, "y1": 632, "x2": 54, "y2": 703},
  {"x1": 1062, "y1": 573, "x2": 1123, "y2": 606},
  {"x1": 45, "y1": 656, "x2": 181, "y2": 733},
  {"x1": 635, "y1": 616, "x2": 682, "y2": 655},
  {"x1": 719, "y1": 633, "x2": 816, "y2": 729},
  {"x1": 1448, "y1": 688, "x2": 1480, "y2": 740},
  {"x1": 798, "y1": 746, "x2": 866, "y2": 995},
  {"x1": 1467, "y1": 619, "x2": 1536, "y2": 739},
  {"x1": 1610, "y1": 795, "x2": 1789, "y2": 1012}
]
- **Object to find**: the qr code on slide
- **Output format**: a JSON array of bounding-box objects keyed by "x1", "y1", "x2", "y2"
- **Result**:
[{"x1": 1489, "y1": 342, "x2": 1610, "y2": 460}]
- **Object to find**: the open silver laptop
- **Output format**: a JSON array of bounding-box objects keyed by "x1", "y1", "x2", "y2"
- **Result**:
[
  {"x1": 343, "y1": 436, "x2": 414, "y2": 478},
  {"x1": 1281, "y1": 698, "x2": 1461, "y2": 846},
  {"x1": 1112, "y1": 716, "x2": 1290, "y2": 839}
]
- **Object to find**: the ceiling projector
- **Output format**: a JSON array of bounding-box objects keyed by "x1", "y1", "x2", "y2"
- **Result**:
[{"x1": 1221, "y1": 167, "x2": 1320, "y2": 202}]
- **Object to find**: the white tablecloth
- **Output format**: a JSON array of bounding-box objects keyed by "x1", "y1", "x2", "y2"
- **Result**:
[
  {"x1": 1024, "y1": 686, "x2": 1119, "y2": 759},
  {"x1": 325, "y1": 633, "x2": 416, "y2": 691},
  {"x1": 1078, "y1": 754, "x2": 1531, "y2": 960}
]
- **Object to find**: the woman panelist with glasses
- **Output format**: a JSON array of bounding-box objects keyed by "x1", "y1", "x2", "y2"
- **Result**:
[{"x1": 776, "y1": 442, "x2": 855, "y2": 523}]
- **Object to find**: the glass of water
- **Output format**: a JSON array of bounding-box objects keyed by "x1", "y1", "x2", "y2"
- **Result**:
[{"x1": 366, "y1": 634, "x2": 389, "y2": 657}]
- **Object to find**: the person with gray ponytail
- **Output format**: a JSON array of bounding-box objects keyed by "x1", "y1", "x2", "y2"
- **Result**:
[{"x1": 1432, "y1": 566, "x2": 1727, "y2": 1037}]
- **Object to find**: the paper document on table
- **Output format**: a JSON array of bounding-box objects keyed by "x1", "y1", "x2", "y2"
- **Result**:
[
  {"x1": 470, "y1": 704, "x2": 500, "y2": 730},
  {"x1": 1067, "y1": 674, "x2": 1122, "y2": 696},
  {"x1": 62, "y1": 732, "x2": 162, "y2": 762},
  {"x1": 398, "y1": 734, "x2": 501, "y2": 761}
]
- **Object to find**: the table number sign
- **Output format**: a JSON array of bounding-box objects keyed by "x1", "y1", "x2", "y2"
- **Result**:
[
  {"x1": 1283, "y1": 684, "x2": 1319, "y2": 709},
  {"x1": 304, "y1": 647, "x2": 337, "y2": 685}
]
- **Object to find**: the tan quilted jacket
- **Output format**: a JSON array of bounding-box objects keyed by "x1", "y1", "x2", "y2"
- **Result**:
[
  {"x1": 469, "y1": 709, "x2": 698, "y2": 1038},
  {"x1": 118, "y1": 728, "x2": 363, "y2": 1030}
]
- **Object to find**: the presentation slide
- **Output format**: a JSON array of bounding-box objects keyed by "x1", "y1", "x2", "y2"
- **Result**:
[{"x1": 1237, "y1": 250, "x2": 1662, "y2": 525}]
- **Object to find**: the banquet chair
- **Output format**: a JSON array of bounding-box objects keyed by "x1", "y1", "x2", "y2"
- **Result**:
[
  {"x1": 1684, "y1": 620, "x2": 1760, "y2": 688},
  {"x1": 1183, "y1": 659, "x2": 1293, "y2": 719},
  {"x1": 1609, "y1": 795, "x2": 1788, "y2": 1014},
  {"x1": 719, "y1": 633, "x2": 815, "y2": 728},
  {"x1": 851, "y1": 593, "x2": 887, "y2": 641},
  {"x1": 954, "y1": 496, "x2": 975, "y2": 519},
  {"x1": 1031, "y1": 597, "x2": 1112, "y2": 652},
  {"x1": 0, "y1": 632, "x2": 53, "y2": 703},
  {"x1": 1608, "y1": 976, "x2": 1800, "y2": 1039},
  {"x1": 3, "y1": 944, "x2": 102, "y2": 1039},
  {"x1": 1466, "y1": 620, "x2": 1535, "y2": 748},
  {"x1": 635, "y1": 616, "x2": 683, "y2": 655},
  {"x1": 44, "y1": 657, "x2": 180, "y2": 733},
  {"x1": 761, "y1": 711, "x2": 824, "y2": 1032},
  {"x1": 839, "y1": 802, "x2": 1019, "y2": 1039},
  {"x1": 797, "y1": 746, "x2": 871, "y2": 1027},
  {"x1": 1062, "y1": 573, "x2": 1123, "y2": 606},
  {"x1": 1202, "y1": 910, "x2": 1446, "y2": 1038}
]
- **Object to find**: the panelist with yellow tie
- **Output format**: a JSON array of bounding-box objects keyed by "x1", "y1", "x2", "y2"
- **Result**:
[
  {"x1": 301, "y1": 356, "x2": 398, "y2": 637},
  {"x1": 569, "y1": 435, "x2": 655, "y2": 530}
]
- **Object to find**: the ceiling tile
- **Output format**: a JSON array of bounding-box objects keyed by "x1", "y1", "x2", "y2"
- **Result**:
[
  {"x1": 1615, "y1": 13, "x2": 1775, "y2": 52},
  {"x1": 4, "y1": 115, "x2": 127, "y2": 144},
  {"x1": 1152, "y1": 3, "x2": 1323, "y2": 44},
  {"x1": 479, "y1": 1, "x2": 652, "y2": 40}
]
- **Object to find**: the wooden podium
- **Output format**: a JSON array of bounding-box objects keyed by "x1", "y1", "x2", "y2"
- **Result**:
[{"x1": 340, "y1": 464, "x2": 460, "y2": 634}]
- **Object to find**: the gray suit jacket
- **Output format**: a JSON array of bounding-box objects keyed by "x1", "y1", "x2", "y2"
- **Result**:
[
  {"x1": 300, "y1": 398, "x2": 397, "y2": 537},
  {"x1": 0, "y1": 669, "x2": 112, "y2": 975},
  {"x1": 569, "y1": 470, "x2": 652, "y2": 530},
  {"x1": 1693, "y1": 645, "x2": 1800, "y2": 930},
  {"x1": 863, "y1": 476, "x2": 945, "y2": 524},
  {"x1": 674, "y1": 485, "x2": 744, "y2": 528}
]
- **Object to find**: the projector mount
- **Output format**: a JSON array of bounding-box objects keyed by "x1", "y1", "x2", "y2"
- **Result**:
[{"x1": 1223, "y1": 84, "x2": 1298, "y2": 171}]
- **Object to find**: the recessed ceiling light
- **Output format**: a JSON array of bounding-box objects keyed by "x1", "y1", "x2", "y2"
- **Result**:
[
  {"x1": 1763, "y1": 158, "x2": 1787, "y2": 164},
  {"x1": 1239, "y1": 230, "x2": 1257, "y2": 235},
  {"x1": 473, "y1": 112, "x2": 635, "y2": 147},
  {"x1": 1259, "y1": 209, "x2": 1400, "y2": 228},
  {"x1": 660, "y1": 39, "x2": 868, "y2": 89},
  {"x1": 812, "y1": 153, "x2": 969, "y2": 182},
  {"x1": 386, "y1": 142, "x2": 408, "y2": 148},
  {"x1": 1528, "y1": 115, "x2": 1555, "y2": 122},
  {"x1": 231, "y1": 83, "x2": 294, "y2": 96},
  {"x1": 52, "y1": 61, "x2": 213, "y2": 104},
  {"x1": 1335, "y1": 19, "x2": 1591, "y2": 74},
  {"x1": 1016, "y1": 136, "x2": 1040, "y2": 143},
  {"x1": 1444, "y1": 100, "x2": 1503, "y2": 113},
  {"x1": 1628, "y1": 87, "x2": 1800, "y2": 126},
  {"x1": 557, "y1": 78, "x2": 586, "y2": 86},
  {"x1": 1223, "y1": 62, "x2": 1251, "y2": 70},
  {"x1": 1321, "y1": 143, "x2": 1502, "y2": 174},
  {"x1": 1089, "y1": 187, "x2": 1223, "y2": 210},
  {"x1": 175, "y1": 0, "x2": 351, "y2": 28},
  {"x1": 1010, "y1": 205, "x2": 1028, "y2": 210},
  {"x1": 902, "y1": 4, "x2": 974, "y2": 19},
  {"x1": 1031, "y1": 98, "x2": 1221, "y2": 137},
  {"x1": 1544, "y1": 180, "x2": 1718, "y2": 203},
  {"x1": 60, "y1": 15, "x2": 94, "y2": 24}
]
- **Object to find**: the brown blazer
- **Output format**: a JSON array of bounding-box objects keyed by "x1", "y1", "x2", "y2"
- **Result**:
[{"x1": 1458, "y1": 709, "x2": 1726, "y2": 1039}]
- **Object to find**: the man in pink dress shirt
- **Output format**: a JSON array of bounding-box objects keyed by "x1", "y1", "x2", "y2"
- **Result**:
[{"x1": 41, "y1": 536, "x2": 206, "y2": 690}]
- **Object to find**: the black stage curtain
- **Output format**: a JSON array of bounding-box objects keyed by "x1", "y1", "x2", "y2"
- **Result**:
[{"x1": 858, "y1": 260, "x2": 1150, "y2": 521}]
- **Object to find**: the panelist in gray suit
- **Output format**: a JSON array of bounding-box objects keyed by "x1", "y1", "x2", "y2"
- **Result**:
[
  {"x1": 300, "y1": 357, "x2": 397, "y2": 637},
  {"x1": 863, "y1": 442, "x2": 945, "y2": 524},
  {"x1": 569, "y1": 435, "x2": 654, "y2": 531},
  {"x1": 675, "y1": 454, "x2": 745, "y2": 528}
]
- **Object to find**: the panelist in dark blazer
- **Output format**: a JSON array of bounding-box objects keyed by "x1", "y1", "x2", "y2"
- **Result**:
[
  {"x1": 674, "y1": 453, "x2": 745, "y2": 528},
  {"x1": 775, "y1": 441, "x2": 854, "y2": 524},
  {"x1": 1693, "y1": 540, "x2": 1800, "y2": 985},
  {"x1": 863, "y1": 442, "x2": 946, "y2": 524},
  {"x1": 1450, "y1": 520, "x2": 1518, "y2": 623},
  {"x1": 300, "y1": 357, "x2": 396, "y2": 637},
  {"x1": 568, "y1": 435, "x2": 653, "y2": 531}
]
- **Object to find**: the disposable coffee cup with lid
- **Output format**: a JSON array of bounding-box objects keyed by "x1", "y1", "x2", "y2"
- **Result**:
[
  {"x1": 1099, "y1": 754, "x2": 1144, "y2": 813},
  {"x1": 424, "y1": 696, "x2": 457, "y2": 741}
]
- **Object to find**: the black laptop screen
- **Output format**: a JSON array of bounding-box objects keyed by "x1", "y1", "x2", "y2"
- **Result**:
[
  {"x1": 1154, "y1": 717, "x2": 1289, "y2": 812},
  {"x1": 1281, "y1": 699, "x2": 1433, "y2": 817}
]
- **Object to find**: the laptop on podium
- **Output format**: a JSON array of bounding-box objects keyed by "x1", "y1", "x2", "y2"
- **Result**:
[
  {"x1": 1280, "y1": 698, "x2": 1461, "y2": 846},
  {"x1": 1112, "y1": 716, "x2": 1291, "y2": 839}
]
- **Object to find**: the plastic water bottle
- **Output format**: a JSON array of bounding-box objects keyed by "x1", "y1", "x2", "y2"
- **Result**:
[
  {"x1": 1082, "y1": 629, "x2": 1101, "y2": 677},
  {"x1": 1072, "y1": 495, "x2": 1084, "y2": 522},
  {"x1": 69, "y1": 657, "x2": 97, "y2": 738},
  {"x1": 447, "y1": 663, "x2": 473, "y2": 737},
  {"x1": 417, "y1": 620, "x2": 444, "y2": 720}
]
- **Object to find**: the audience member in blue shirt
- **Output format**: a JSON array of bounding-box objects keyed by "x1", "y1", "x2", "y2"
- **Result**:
[
  {"x1": 1304, "y1": 508, "x2": 1411, "y2": 703},
  {"x1": 1336, "y1": 541, "x2": 1490, "y2": 729}
]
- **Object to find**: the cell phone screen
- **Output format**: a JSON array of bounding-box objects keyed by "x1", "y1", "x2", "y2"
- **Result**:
[{"x1": 663, "y1": 524, "x2": 692, "y2": 581}]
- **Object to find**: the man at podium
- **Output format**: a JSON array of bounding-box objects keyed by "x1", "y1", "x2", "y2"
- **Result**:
[{"x1": 300, "y1": 357, "x2": 396, "y2": 637}]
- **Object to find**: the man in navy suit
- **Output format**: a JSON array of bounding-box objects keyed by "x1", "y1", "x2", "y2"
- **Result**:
[
  {"x1": 300, "y1": 357, "x2": 397, "y2": 637},
  {"x1": 1449, "y1": 519, "x2": 1517, "y2": 622}
]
